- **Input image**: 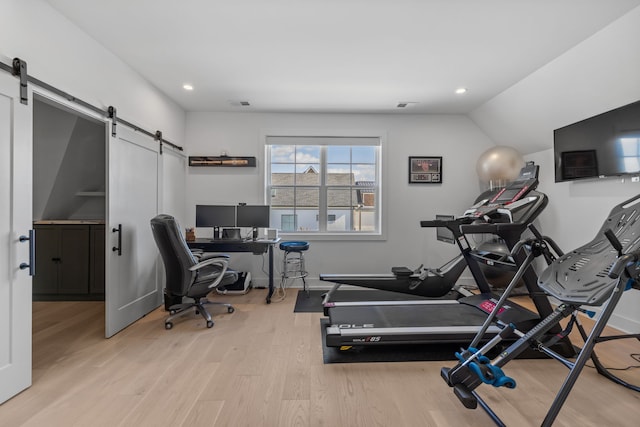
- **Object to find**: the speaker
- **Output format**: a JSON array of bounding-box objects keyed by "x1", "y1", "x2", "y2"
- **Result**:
[{"x1": 267, "y1": 228, "x2": 278, "y2": 240}]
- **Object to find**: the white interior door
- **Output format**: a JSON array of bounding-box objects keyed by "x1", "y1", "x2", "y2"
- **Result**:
[
  {"x1": 160, "y1": 146, "x2": 187, "y2": 224},
  {"x1": 106, "y1": 126, "x2": 161, "y2": 337},
  {"x1": 0, "y1": 72, "x2": 33, "y2": 403}
]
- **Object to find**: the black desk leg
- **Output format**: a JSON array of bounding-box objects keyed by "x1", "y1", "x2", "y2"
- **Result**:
[{"x1": 267, "y1": 244, "x2": 274, "y2": 303}]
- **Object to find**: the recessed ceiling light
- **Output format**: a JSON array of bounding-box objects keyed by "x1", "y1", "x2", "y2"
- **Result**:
[
  {"x1": 183, "y1": 84, "x2": 194, "y2": 91},
  {"x1": 397, "y1": 101, "x2": 418, "y2": 108},
  {"x1": 455, "y1": 87, "x2": 467, "y2": 94},
  {"x1": 240, "y1": 101, "x2": 251, "y2": 106}
]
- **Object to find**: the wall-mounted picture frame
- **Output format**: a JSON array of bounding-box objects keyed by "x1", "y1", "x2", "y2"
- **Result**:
[{"x1": 409, "y1": 156, "x2": 442, "y2": 183}]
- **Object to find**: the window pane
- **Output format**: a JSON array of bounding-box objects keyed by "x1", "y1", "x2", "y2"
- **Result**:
[
  {"x1": 356, "y1": 209, "x2": 376, "y2": 232},
  {"x1": 295, "y1": 188, "x2": 319, "y2": 231},
  {"x1": 270, "y1": 186, "x2": 294, "y2": 206},
  {"x1": 296, "y1": 187, "x2": 320, "y2": 231},
  {"x1": 296, "y1": 187, "x2": 319, "y2": 207},
  {"x1": 271, "y1": 164, "x2": 295, "y2": 185},
  {"x1": 295, "y1": 146, "x2": 321, "y2": 163},
  {"x1": 328, "y1": 188, "x2": 354, "y2": 209},
  {"x1": 327, "y1": 210, "x2": 351, "y2": 231},
  {"x1": 295, "y1": 209, "x2": 319, "y2": 231},
  {"x1": 278, "y1": 212, "x2": 297, "y2": 232},
  {"x1": 271, "y1": 145, "x2": 295, "y2": 163},
  {"x1": 296, "y1": 164, "x2": 321, "y2": 185},
  {"x1": 352, "y1": 163, "x2": 377, "y2": 183},
  {"x1": 356, "y1": 186, "x2": 376, "y2": 207},
  {"x1": 327, "y1": 146, "x2": 350, "y2": 163},
  {"x1": 326, "y1": 168, "x2": 354, "y2": 185},
  {"x1": 352, "y1": 146, "x2": 376, "y2": 163}
]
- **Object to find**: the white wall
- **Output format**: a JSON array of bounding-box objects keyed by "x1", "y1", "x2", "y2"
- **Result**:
[
  {"x1": 185, "y1": 112, "x2": 495, "y2": 286},
  {"x1": 470, "y1": 6, "x2": 640, "y2": 156},
  {"x1": 33, "y1": 99, "x2": 106, "y2": 221},
  {"x1": 0, "y1": 0, "x2": 185, "y2": 143},
  {"x1": 470, "y1": 6, "x2": 640, "y2": 332}
]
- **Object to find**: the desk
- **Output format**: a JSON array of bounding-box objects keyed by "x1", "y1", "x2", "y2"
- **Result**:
[{"x1": 187, "y1": 238, "x2": 281, "y2": 303}]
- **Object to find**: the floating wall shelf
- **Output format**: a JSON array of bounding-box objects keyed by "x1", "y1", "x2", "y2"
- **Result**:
[{"x1": 188, "y1": 156, "x2": 256, "y2": 167}]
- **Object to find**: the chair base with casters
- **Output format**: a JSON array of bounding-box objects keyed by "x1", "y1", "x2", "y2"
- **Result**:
[
  {"x1": 279, "y1": 241, "x2": 310, "y2": 296},
  {"x1": 150, "y1": 214, "x2": 238, "y2": 330},
  {"x1": 162, "y1": 255, "x2": 237, "y2": 329},
  {"x1": 165, "y1": 294, "x2": 234, "y2": 329}
]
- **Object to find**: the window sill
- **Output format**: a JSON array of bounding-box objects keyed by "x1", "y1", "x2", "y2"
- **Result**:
[{"x1": 277, "y1": 232, "x2": 386, "y2": 242}]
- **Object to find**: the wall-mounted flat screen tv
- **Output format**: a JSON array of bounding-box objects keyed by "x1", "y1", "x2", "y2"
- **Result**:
[{"x1": 553, "y1": 100, "x2": 640, "y2": 182}]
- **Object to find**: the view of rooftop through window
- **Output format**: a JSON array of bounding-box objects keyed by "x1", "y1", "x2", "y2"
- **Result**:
[{"x1": 267, "y1": 141, "x2": 380, "y2": 234}]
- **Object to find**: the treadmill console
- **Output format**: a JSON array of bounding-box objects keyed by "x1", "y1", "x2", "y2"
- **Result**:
[{"x1": 461, "y1": 162, "x2": 539, "y2": 223}]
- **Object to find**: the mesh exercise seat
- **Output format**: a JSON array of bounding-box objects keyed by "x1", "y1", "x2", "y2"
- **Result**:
[{"x1": 279, "y1": 241, "x2": 310, "y2": 295}]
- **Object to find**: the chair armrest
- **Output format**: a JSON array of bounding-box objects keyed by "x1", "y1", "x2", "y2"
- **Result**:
[
  {"x1": 191, "y1": 249, "x2": 230, "y2": 261},
  {"x1": 189, "y1": 257, "x2": 230, "y2": 289},
  {"x1": 190, "y1": 257, "x2": 228, "y2": 271}
]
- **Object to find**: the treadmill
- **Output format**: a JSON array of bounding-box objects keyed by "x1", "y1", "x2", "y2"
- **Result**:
[{"x1": 323, "y1": 163, "x2": 573, "y2": 353}]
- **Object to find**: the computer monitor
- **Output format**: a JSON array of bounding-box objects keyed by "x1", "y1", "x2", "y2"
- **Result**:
[
  {"x1": 236, "y1": 205, "x2": 270, "y2": 239},
  {"x1": 195, "y1": 205, "x2": 236, "y2": 239}
]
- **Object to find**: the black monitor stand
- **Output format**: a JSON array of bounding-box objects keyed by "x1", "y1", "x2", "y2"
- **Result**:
[
  {"x1": 213, "y1": 226, "x2": 220, "y2": 240},
  {"x1": 252, "y1": 227, "x2": 258, "y2": 240}
]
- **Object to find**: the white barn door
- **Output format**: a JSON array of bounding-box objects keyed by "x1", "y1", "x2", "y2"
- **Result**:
[
  {"x1": 105, "y1": 126, "x2": 161, "y2": 337},
  {"x1": 160, "y1": 146, "x2": 187, "y2": 224},
  {"x1": 0, "y1": 72, "x2": 33, "y2": 403},
  {"x1": 155, "y1": 146, "x2": 187, "y2": 295}
]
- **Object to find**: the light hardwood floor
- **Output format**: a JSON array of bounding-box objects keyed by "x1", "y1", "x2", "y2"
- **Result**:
[{"x1": 1, "y1": 290, "x2": 638, "y2": 426}]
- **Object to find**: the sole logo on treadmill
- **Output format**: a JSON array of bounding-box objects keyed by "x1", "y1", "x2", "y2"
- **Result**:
[{"x1": 337, "y1": 324, "x2": 374, "y2": 328}]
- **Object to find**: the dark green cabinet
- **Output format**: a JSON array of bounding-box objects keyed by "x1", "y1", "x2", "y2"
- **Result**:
[
  {"x1": 89, "y1": 225, "x2": 105, "y2": 294},
  {"x1": 33, "y1": 223, "x2": 105, "y2": 299}
]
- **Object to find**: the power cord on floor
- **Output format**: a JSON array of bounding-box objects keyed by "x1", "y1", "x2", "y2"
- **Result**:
[
  {"x1": 585, "y1": 353, "x2": 640, "y2": 371},
  {"x1": 270, "y1": 277, "x2": 293, "y2": 303}
]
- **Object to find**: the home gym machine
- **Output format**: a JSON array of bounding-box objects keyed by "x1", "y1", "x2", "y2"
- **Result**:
[
  {"x1": 322, "y1": 163, "x2": 573, "y2": 355},
  {"x1": 442, "y1": 194, "x2": 640, "y2": 427},
  {"x1": 319, "y1": 162, "x2": 541, "y2": 302}
]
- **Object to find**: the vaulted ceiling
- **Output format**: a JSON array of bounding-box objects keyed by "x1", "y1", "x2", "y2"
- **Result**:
[{"x1": 45, "y1": 0, "x2": 640, "y2": 114}]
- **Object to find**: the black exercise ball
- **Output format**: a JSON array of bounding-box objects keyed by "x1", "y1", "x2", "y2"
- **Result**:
[{"x1": 473, "y1": 240, "x2": 524, "y2": 289}]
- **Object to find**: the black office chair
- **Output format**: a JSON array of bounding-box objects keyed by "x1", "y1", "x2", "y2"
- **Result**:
[{"x1": 150, "y1": 214, "x2": 237, "y2": 329}]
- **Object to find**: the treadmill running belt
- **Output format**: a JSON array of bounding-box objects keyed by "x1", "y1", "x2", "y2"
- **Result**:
[{"x1": 329, "y1": 304, "x2": 490, "y2": 328}]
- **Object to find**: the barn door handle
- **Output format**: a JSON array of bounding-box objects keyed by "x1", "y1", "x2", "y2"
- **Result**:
[
  {"x1": 19, "y1": 229, "x2": 35, "y2": 276},
  {"x1": 112, "y1": 224, "x2": 122, "y2": 256}
]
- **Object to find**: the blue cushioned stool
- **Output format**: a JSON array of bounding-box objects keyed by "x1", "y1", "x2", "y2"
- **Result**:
[{"x1": 279, "y1": 241, "x2": 310, "y2": 295}]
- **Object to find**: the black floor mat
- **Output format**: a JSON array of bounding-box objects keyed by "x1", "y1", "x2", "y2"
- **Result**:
[
  {"x1": 294, "y1": 289, "x2": 454, "y2": 313},
  {"x1": 320, "y1": 318, "x2": 459, "y2": 364}
]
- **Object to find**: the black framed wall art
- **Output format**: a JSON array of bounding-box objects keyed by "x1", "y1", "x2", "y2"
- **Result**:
[{"x1": 409, "y1": 156, "x2": 442, "y2": 183}]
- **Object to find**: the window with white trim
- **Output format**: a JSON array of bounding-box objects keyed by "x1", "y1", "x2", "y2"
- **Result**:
[{"x1": 266, "y1": 136, "x2": 381, "y2": 235}]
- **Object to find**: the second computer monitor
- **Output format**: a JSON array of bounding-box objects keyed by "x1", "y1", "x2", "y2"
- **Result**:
[{"x1": 236, "y1": 205, "x2": 270, "y2": 239}]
